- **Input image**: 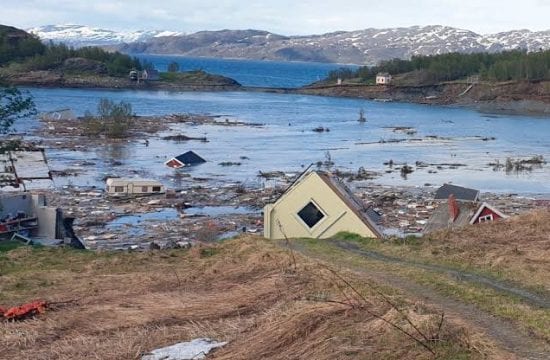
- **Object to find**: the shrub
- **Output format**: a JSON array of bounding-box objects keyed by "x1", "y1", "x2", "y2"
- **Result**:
[{"x1": 83, "y1": 99, "x2": 134, "y2": 138}]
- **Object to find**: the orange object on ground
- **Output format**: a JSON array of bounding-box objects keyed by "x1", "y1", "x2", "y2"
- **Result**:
[{"x1": 2, "y1": 300, "x2": 47, "y2": 320}]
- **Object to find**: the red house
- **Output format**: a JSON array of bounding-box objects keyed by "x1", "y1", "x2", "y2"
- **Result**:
[{"x1": 469, "y1": 202, "x2": 508, "y2": 224}]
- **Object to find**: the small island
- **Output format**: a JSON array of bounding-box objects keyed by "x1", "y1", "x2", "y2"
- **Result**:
[{"x1": 0, "y1": 25, "x2": 241, "y2": 91}]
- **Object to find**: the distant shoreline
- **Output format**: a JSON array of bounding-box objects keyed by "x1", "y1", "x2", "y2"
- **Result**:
[{"x1": 4, "y1": 70, "x2": 550, "y2": 116}]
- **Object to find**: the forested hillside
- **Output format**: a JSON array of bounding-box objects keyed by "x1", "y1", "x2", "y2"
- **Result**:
[
  {"x1": 0, "y1": 24, "x2": 141, "y2": 76},
  {"x1": 328, "y1": 50, "x2": 550, "y2": 84}
]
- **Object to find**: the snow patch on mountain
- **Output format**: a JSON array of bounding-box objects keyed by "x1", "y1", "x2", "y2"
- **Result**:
[{"x1": 27, "y1": 24, "x2": 183, "y2": 47}]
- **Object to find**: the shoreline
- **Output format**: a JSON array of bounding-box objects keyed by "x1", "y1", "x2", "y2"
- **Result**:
[{"x1": 4, "y1": 71, "x2": 550, "y2": 116}]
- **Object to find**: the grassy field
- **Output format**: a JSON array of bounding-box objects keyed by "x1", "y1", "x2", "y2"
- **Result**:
[
  {"x1": 0, "y1": 237, "x2": 489, "y2": 359},
  {"x1": 291, "y1": 210, "x2": 550, "y2": 343}
]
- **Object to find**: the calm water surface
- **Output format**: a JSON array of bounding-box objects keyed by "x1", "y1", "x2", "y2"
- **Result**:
[
  {"x1": 23, "y1": 87, "x2": 550, "y2": 195},
  {"x1": 134, "y1": 54, "x2": 357, "y2": 88}
]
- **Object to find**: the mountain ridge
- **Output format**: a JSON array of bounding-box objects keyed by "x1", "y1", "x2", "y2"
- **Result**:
[{"x1": 30, "y1": 24, "x2": 550, "y2": 64}]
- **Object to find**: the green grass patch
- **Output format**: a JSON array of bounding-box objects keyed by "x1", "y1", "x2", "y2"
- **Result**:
[{"x1": 0, "y1": 240, "x2": 25, "y2": 253}]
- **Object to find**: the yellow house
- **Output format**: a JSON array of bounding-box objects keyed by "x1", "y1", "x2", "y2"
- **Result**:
[{"x1": 264, "y1": 171, "x2": 383, "y2": 240}]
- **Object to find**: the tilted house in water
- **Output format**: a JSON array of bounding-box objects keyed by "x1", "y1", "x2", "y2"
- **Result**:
[
  {"x1": 263, "y1": 171, "x2": 383, "y2": 240},
  {"x1": 165, "y1": 151, "x2": 206, "y2": 169}
]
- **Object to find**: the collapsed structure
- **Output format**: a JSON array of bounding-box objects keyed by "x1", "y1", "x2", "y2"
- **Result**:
[
  {"x1": 0, "y1": 149, "x2": 54, "y2": 191},
  {"x1": 424, "y1": 184, "x2": 508, "y2": 233},
  {"x1": 263, "y1": 170, "x2": 383, "y2": 240},
  {"x1": 0, "y1": 193, "x2": 84, "y2": 248}
]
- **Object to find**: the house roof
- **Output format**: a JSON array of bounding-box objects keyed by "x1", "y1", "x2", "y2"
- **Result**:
[
  {"x1": 0, "y1": 150, "x2": 53, "y2": 191},
  {"x1": 316, "y1": 171, "x2": 384, "y2": 238},
  {"x1": 377, "y1": 72, "x2": 391, "y2": 77},
  {"x1": 469, "y1": 202, "x2": 508, "y2": 224},
  {"x1": 423, "y1": 201, "x2": 478, "y2": 233},
  {"x1": 174, "y1": 151, "x2": 206, "y2": 165},
  {"x1": 434, "y1": 184, "x2": 480, "y2": 202}
]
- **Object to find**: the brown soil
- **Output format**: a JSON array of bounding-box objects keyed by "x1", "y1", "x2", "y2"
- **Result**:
[{"x1": 0, "y1": 238, "x2": 489, "y2": 359}]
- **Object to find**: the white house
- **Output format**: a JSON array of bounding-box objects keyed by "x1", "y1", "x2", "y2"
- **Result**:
[
  {"x1": 105, "y1": 178, "x2": 165, "y2": 196},
  {"x1": 263, "y1": 171, "x2": 383, "y2": 240},
  {"x1": 376, "y1": 72, "x2": 392, "y2": 85}
]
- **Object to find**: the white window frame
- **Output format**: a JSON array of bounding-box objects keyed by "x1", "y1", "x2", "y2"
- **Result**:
[
  {"x1": 478, "y1": 214, "x2": 493, "y2": 223},
  {"x1": 295, "y1": 199, "x2": 327, "y2": 232}
]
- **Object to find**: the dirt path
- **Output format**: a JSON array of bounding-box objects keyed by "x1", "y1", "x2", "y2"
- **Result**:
[
  {"x1": 334, "y1": 241, "x2": 550, "y2": 309},
  {"x1": 284, "y1": 241, "x2": 550, "y2": 360}
]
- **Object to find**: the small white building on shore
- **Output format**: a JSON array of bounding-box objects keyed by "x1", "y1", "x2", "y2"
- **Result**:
[{"x1": 376, "y1": 72, "x2": 392, "y2": 85}]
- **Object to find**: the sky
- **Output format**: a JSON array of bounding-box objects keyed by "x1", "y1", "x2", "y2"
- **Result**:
[{"x1": 2, "y1": 0, "x2": 550, "y2": 35}]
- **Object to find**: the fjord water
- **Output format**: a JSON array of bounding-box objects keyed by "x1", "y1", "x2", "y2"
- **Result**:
[
  {"x1": 26, "y1": 87, "x2": 550, "y2": 195},
  {"x1": 135, "y1": 54, "x2": 357, "y2": 87},
  {"x1": 21, "y1": 56, "x2": 550, "y2": 195}
]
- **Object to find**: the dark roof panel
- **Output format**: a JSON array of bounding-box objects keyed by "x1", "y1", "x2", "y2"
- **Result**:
[
  {"x1": 317, "y1": 172, "x2": 383, "y2": 238},
  {"x1": 434, "y1": 184, "x2": 479, "y2": 202},
  {"x1": 174, "y1": 151, "x2": 206, "y2": 165}
]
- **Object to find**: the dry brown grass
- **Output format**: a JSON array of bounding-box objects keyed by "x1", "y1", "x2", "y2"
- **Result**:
[
  {"x1": 0, "y1": 237, "x2": 486, "y2": 359},
  {"x1": 426, "y1": 209, "x2": 550, "y2": 289}
]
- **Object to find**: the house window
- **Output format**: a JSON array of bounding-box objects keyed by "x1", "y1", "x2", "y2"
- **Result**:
[
  {"x1": 142, "y1": 186, "x2": 148, "y2": 192},
  {"x1": 114, "y1": 186, "x2": 124, "y2": 193},
  {"x1": 297, "y1": 201, "x2": 325, "y2": 228},
  {"x1": 478, "y1": 214, "x2": 493, "y2": 223},
  {"x1": 152, "y1": 186, "x2": 161, "y2": 192}
]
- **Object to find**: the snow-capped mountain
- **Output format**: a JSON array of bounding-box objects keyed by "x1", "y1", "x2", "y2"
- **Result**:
[
  {"x1": 29, "y1": 24, "x2": 550, "y2": 64},
  {"x1": 27, "y1": 24, "x2": 183, "y2": 47},
  {"x1": 118, "y1": 25, "x2": 550, "y2": 64}
]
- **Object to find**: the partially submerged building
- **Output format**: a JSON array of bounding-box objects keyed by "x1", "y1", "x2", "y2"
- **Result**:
[
  {"x1": 263, "y1": 171, "x2": 383, "y2": 240},
  {"x1": 165, "y1": 151, "x2": 206, "y2": 169},
  {"x1": 105, "y1": 178, "x2": 165, "y2": 196}
]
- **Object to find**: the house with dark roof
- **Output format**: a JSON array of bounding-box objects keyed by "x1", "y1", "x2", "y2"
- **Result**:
[
  {"x1": 263, "y1": 171, "x2": 383, "y2": 240},
  {"x1": 434, "y1": 184, "x2": 480, "y2": 202},
  {"x1": 423, "y1": 195, "x2": 508, "y2": 233},
  {"x1": 165, "y1": 151, "x2": 206, "y2": 169}
]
